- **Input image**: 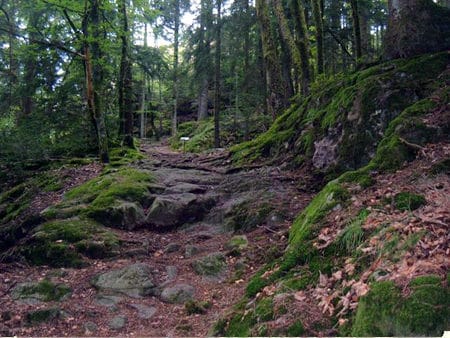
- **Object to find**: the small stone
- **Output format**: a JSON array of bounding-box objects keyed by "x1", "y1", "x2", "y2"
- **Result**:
[
  {"x1": 95, "y1": 295, "x2": 122, "y2": 311},
  {"x1": 164, "y1": 243, "x2": 181, "y2": 253},
  {"x1": 129, "y1": 304, "x2": 157, "y2": 319},
  {"x1": 191, "y1": 253, "x2": 227, "y2": 277},
  {"x1": 108, "y1": 316, "x2": 127, "y2": 330},
  {"x1": 166, "y1": 266, "x2": 178, "y2": 281},
  {"x1": 185, "y1": 245, "x2": 202, "y2": 258},
  {"x1": 84, "y1": 321, "x2": 98, "y2": 334},
  {"x1": 160, "y1": 284, "x2": 195, "y2": 304}
]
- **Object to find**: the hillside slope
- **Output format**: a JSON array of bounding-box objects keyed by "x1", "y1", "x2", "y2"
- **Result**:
[{"x1": 214, "y1": 52, "x2": 450, "y2": 336}]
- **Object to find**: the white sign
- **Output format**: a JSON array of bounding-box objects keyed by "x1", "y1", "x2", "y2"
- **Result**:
[{"x1": 180, "y1": 137, "x2": 190, "y2": 141}]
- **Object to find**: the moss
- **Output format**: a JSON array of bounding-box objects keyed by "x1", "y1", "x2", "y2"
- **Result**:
[
  {"x1": 225, "y1": 200, "x2": 274, "y2": 232},
  {"x1": 289, "y1": 181, "x2": 349, "y2": 245},
  {"x1": 255, "y1": 297, "x2": 274, "y2": 322},
  {"x1": 351, "y1": 277, "x2": 449, "y2": 336},
  {"x1": 225, "y1": 312, "x2": 254, "y2": 337},
  {"x1": 283, "y1": 273, "x2": 314, "y2": 291},
  {"x1": 26, "y1": 308, "x2": 62, "y2": 325},
  {"x1": 108, "y1": 146, "x2": 144, "y2": 167},
  {"x1": 22, "y1": 218, "x2": 118, "y2": 267},
  {"x1": 286, "y1": 320, "x2": 305, "y2": 336},
  {"x1": 172, "y1": 119, "x2": 215, "y2": 153},
  {"x1": 430, "y1": 158, "x2": 450, "y2": 175},
  {"x1": 16, "y1": 280, "x2": 71, "y2": 302},
  {"x1": 340, "y1": 169, "x2": 374, "y2": 188},
  {"x1": 393, "y1": 192, "x2": 426, "y2": 211},
  {"x1": 246, "y1": 273, "x2": 269, "y2": 298},
  {"x1": 336, "y1": 209, "x2": 369, "y2": 253},
  {"x1": 185, "y1": 300, "x2": 212, "y2": 315}
]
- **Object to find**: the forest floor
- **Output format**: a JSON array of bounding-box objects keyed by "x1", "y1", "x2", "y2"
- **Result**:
[{"x1": 0, "y1": 140, "x2": 316, "y2": 336}]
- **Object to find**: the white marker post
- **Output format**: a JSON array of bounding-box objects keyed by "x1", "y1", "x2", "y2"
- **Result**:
[{"x1": 180, "y1": 136, "x2": 190, "y2": 153}]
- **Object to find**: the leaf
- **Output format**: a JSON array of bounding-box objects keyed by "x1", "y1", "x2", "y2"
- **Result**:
[{"x1": 294, "y1": 291, "x2": 306, "y2": 302}]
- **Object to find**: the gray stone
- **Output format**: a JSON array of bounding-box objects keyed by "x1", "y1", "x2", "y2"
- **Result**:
[
  {"x1": 160, "y1": 284, "x2": 195, "y2": 304},
  {"x1": 165, "y1": 266, "x2": 178, "y2": 281},
  {"x1": 191, "y1": 253, "x2": 227, "y2": 277},
  {"x1": 164, "y1": 243, "x2": 181, "y2": 253},
  {"x1": 95, "y1": 295, "x2": 122, "y2": 310},
  {"x1": 165, "y1": 183, "x2": 207, "y2": 194},
  {"x1": 84, "y1": 321, "x2": 98, "y2": 334},
  {"x1": 108, "y1": 316, "x2": 127, "y2": 330},
  {"x1": 145, "y1": 194, "x2": 215, "y2": 229},
  {"x1": 185, "y1": 245, "x2": 202, "y2": 258},
  {"x1": 129, "y1": 304, "x2": 157, "y2": 319},
  {"x1": 91, "y1": 263, "x2": 155, "y2": 298}
]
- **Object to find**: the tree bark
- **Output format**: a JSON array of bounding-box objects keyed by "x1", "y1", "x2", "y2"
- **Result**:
[
  {"x1": 311, "y1": 0, "x2": 324, "y2": 74},
  {"x1": 214, "y1": 0, "x2": 222, "y2": 148},
  {"x1": 384, "y1": 0, "x2": 450, "y2": 59},
  {"x1": 256, "y1": 0, "x2": 289, "y2": 119},
  {"x1": 118, "y1": 0, "x2": 134, "y2": 147},
  {"x1": 350, "y1": 0, "x2": 362, "y2": 61},
  {"x1": 172, "y1": 0, "x2": 180, "y2": 136}
]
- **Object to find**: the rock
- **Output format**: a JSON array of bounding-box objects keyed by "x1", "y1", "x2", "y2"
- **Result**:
[
  {"x1": 165, "y1": 183, "x2": 207, "y2": 194},
  {"x1": 146, "y1": 194, "x2": 215, "y2": 229},
  {"x1": 164, "y1": 243, "x2": 181, "y2": 253},
  {"x1": 313, "y1": 136, "x2": 340, "y2": 170},
  {"x1": 12, "y1": 280, "x2": 71, "y2": 305},
  {"x1": 95, "y1": 295, "x2": 122, "y2": 311},
  {"x1": 185, "y1": 245, "x2": 202, "y2": 258},
  {"x1": 191, "y1": 253, "x2": 227, "y2": 277},
  {"x1": 25, "y1": 307, "x2": 62, "y2": 325},
  {"x1": 91, "y1": 263, "x2": 156, "y2": 298},
  {"x1": 84, "y1": 321, "x2": 98, "y2": 334},
  {"x1": 108, "y1": 315, "x2": 127, "y2": 330},
  {"x1": 89, "y1": 202, "x2": 145, "y2": 230},
  {"x1": 129, "y1": 304, "x2": 157, "y2": 319},
  {"x1": 165, "y1": 266, "x2": 178, "y2": 281},
  {"x1": 160, "y1": 284, "x2": 195, "y2": 304}
]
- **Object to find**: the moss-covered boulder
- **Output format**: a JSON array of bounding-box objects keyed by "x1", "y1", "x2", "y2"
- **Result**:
[
  {"x1": 160, "y1": 284, "x2": 195, "y2": 304},
  {"x1": 22, "y1": 218, "x2": 119, "y2": 267},
  {"x1": 351, "y1": 276, "x2": 449, "y2": 336},
  {"x1": 12, "y1": 280, "x2": 71, "y2": 304},
  {"x1": 231, "y1": 52, "x2": 449, "y2": 174},
  {"x1": 25, "y1": 307, "x2": 63, "y2": 325}
]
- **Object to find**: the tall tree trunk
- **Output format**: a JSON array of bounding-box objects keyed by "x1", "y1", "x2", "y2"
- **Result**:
[
  {"x1": 172, "y1": 0, "x2": 180, "y2": 136},
  {"x1": 84, "y1": 0, "x2": 109, "y2": 163},
  {"x1": 384, "y1": 0, "x2": 450, "y2": 59},
  {"x1": 256, "y1": 0, "x2": 289, "y2": 119},
  {"x1": 140, "y1": 23, "x2": 148, "y2": 139},
  {"x1": 289, "y1": 0, "x2": 311, "y2": 94},
  {"x1": 214, "y1": 0, "x2": 222, "y2": 148},
  {"x1": 197, "y1": 0, "x2": 212, "y2": 121},
  {"x1": 311, "y1": 0, "x2": 324, "y2": 74},
  {"x1": 350, "y1": 0, "x2": 362, "y2": 61},
  {"x1": 118, "y1": 0, "x2": 134, "y2": 147}
]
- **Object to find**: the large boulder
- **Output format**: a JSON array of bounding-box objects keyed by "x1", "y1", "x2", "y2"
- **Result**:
[
  {"x1": 160, "y1": 284, "x2": 195, "y2": 304},
  {"x1": 91, "y1": 263, "x2": 156, "y2": 298},
  {"x1": 145, "y1": 193, "x2": 215, "y2": 229},
  {"x1": 87, "y1": 201, "x2": 145, "y2": 230}
]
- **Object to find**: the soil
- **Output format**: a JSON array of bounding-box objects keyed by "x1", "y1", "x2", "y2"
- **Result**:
[{"x1": 0, "y1": 140, "x2": 316, "y2": 337}]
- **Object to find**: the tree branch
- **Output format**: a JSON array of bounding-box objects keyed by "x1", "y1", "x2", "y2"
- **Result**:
[{"x1": 324, "y1": 27, "x2": 355, "y2": 60}]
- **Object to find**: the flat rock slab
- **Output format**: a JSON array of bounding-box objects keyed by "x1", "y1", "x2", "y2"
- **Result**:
[
  {"x1": 129, "y1": 304, "x2": 157, "y2": 319},
  {"x1": 91, "y1": 263, "x2": 156, "y2": 298},
  {"x1": 160, "y1": 284, "x2": 195, "y2": 304},
  {"x1": 95, "y1": 295, "x2": 123, "y2": 310}
]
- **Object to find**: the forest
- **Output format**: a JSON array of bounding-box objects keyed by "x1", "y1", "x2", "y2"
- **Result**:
[{"x1": 0, "y1": 0, "x2": 449, "y2": 336}]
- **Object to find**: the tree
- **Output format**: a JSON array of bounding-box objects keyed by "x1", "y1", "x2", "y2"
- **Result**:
[
  {"x1": 213, "y1": 0, "x2": 222, "y2": 148},
  {"x1": 384, "y1": 0, "x2": 450, "y2": 59},
  {"x1": 118, "y1": 0, "x2": 134, "y2": 147},
  {"x1": 350, "y1": 0, "x2": 362, "y2": 60},
  {"x1": 310, "y1": 0, "x2": 324, "y2": 74}
]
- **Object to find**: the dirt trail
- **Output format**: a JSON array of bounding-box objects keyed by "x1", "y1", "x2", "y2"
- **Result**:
[{"x1": 0, "y1": 140, "x2": 315, "y2": 337}]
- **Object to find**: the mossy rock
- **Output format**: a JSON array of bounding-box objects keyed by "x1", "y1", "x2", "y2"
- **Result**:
[
  {"x1": 22, "y1": 218, "x2": 119, "y2": 267},
  {"x1": 351, "y1": 277, "x2": 449, "y2": 336},
  {"x1": 185, "y1": 299, "x2": 212, "y2": 315},
  {"x1": 170, "y1": 119, "x2": 214, "y2": 153},
  {"x1": 191, "y1": 253, "x2": 227, "y2": 277},
  {"x1": 108, "y1": 146, "x2": 145, "y2": 167},
  {"x1": 12, "y1": 280, "x2": 71, "y2": 303},
  {"x1": 225, "y1": 199, "x2": 274, "y2": 232},
  {"x1": 25, "y1": 307, "x2": 63, "y2": 325},
  {"x1": 224, "y1": 235, "x2": 249, "y2": 254}
]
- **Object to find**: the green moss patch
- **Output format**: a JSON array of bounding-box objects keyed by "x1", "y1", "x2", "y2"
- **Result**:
[
  {"x1": 171, "y1": 119, "x2": 215, "y2": 153},
  {"x1": 352, "y1": 276, "x2": 449, "y2": 336},
  {"x1": 22, "y1": 218, "x2": 119, "y2": 267},
  {"x1": 108, "y1": 146, "x2": 145, "y2": 167},
  {"x1": 12, "y1": 280, "x2": 71, "y2": 302},
  {"x1": 392, "y1": 192, "x2": 426, "y2": 211}
]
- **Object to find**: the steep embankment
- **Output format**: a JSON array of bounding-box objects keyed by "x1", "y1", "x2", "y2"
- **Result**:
[{"x1": 214, "y1": 52, "x2": 450, "y2": 336}]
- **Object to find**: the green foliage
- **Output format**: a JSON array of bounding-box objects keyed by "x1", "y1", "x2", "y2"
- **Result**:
[
  {"x1": 185, "y1": 300, "x2": 212, "y2": 315},
  {"x1": 393, "y1": 192, "x2": 426, "y2": 211},
  {"x1": 286, "y1": 320, "x2": 305, "y2": 336},
  {"x1": 108, "y1": 146, "x2": 145, "y2": 167},
  {"x1": 351, "y1": 277, "x2": 449, "y2": 336},
  {"x1": 170, "y1": 119, "x2": 214, "y2": 153},
  {"x1": 25, "y1": 308, "x2": 62, "y2": 325},
  {"x1": 337, "y1": 209, "x2": 369, "y2": 253},
  {"x1": 255, "y1": 298, "x2": 274, "y2": 322}
]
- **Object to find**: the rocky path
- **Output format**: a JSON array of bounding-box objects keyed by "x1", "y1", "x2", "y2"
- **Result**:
[{"x1": 0, "y1": 140, "x2": 315, "y2": 336}]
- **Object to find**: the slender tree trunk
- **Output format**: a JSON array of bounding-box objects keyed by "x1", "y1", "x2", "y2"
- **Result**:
[
  {"x1": 197, "y1": 0, "x2": 212, "y2": 121},
  {"x1": 172, "y1": 0, "x2": 180, "y2": 136},
  {"x1": 118, "y1": 0, "x2": 134, "y2": 147},
  {"x1": 287, "y1": 0, "x2": 311, "y2": 94},
  {"x1": 350, "y1": 0, "x2": 362, "y2": 61},
  {"x1": 214, "y1": 0, "x2": 222, "y2": 148},
  {"x1": 256, "y1": 0, "x2": 289, "y2": 119},
  {"x1": 311, "y1": 0, "x2": 324, "y2": 74},
  {"x1": 140, "y1": 24, "x2": 148, "y2": 139}
]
